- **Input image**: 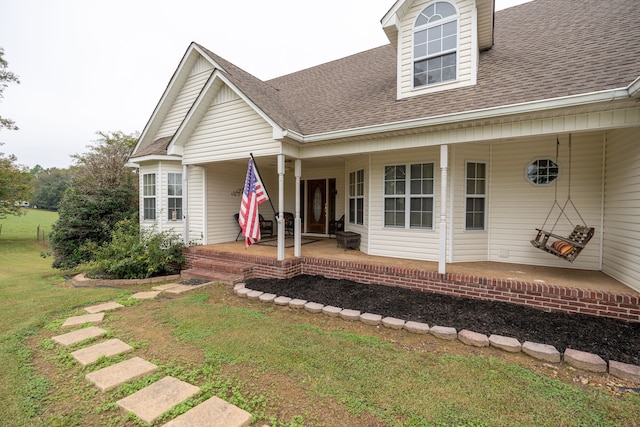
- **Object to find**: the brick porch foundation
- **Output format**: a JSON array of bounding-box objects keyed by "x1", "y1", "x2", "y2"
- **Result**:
[{"x1": 185, "y1": 247, "x2": 640, "y2": 323}]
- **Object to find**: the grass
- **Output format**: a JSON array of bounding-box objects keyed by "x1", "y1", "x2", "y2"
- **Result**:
[
  {"x1": 0, "y1": 209, "x2": 123, "y2": 425},
  {"x1": 1, "y1": 209, "x2": 639, "y2": 426}
]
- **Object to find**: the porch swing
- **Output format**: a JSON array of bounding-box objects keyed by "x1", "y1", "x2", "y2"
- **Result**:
[{"x1": 530, "y1": 135, "x2": 595, "y2": 263}]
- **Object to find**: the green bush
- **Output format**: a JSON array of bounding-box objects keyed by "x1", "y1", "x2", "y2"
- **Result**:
[{"x1": 81, "y1": 216, "x2": 185, "y2": 279}]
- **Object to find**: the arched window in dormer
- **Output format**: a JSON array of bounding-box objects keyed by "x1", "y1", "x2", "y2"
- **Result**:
[{"x1": 413, "y1": 1, "x2": 458, "y2": 88}]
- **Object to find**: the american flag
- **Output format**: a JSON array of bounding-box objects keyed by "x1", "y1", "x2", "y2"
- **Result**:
[{"x1": 238, "y1": 159, "x2": 269, "y2": 247}]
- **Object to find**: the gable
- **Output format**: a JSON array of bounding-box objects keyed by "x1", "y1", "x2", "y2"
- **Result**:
[{"x1": 131, "y1": 45, "x2": 215, "y2": 159}]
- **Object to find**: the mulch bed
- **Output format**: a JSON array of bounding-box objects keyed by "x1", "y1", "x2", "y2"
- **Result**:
[{"x1": 245, "y1": 274, "x2": 640, "y2": 366}]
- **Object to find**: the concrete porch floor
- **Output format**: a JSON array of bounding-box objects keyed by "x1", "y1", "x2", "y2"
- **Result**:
[{"x1": 200, "y1": 237, "x2": 639, "y2": 296}]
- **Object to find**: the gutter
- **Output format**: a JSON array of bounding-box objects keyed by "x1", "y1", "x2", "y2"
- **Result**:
[{"x1": 282, "y1": 85, "x2": 635, "y2": 144}]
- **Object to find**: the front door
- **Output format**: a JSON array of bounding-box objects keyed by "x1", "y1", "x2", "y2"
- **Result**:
[{"x1": 306, "y1": 179, "x2": 327, "y2": 233}]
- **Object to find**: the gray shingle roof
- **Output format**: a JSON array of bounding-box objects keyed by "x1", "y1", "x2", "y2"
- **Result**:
[{"x1": 140, "y1": 0, "x2": 639, "y2": 155}]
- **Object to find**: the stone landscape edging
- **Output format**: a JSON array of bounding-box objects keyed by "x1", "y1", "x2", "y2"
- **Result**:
[{"x1": 232, "y1": 282, "x2": 640, "y2": 385}]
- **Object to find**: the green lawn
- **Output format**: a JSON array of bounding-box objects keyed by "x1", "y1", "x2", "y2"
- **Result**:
[
  {"x1": 1, "y1": 210, "x2": 639, "y2": 426},
  {"x1": 0, "y1": 210, "x2": 123, "y2": 425}
]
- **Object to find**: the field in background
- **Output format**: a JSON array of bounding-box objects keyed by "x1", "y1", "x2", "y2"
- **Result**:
[{"x1": 0, "y1": 208, "x2": 56, "y2": 241}]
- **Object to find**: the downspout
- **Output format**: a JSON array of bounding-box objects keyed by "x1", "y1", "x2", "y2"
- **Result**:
[
  {"x1": 182, "y1": 165, "x2": 189, "y2": 246},
  {"x1": 439, "y1": 145, "x2": 449, "y2": 274}
]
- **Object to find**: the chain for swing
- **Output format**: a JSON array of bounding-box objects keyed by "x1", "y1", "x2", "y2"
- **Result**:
[{"x1": 530, "y1": 134, "x2": 594, "y2": 263}]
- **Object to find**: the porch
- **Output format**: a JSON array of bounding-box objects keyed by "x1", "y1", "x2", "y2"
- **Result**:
[{"x1": 183, "y1": 237, "x2": 640, "y2": 323}]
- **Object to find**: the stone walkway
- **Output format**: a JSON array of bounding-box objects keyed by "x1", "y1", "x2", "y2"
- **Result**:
[{"x1": 52, "y1": 282, "x2": 252, "y2": 426}]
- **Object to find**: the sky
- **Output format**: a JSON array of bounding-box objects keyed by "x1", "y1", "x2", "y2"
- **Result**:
[{"x1": 0, "y1": 0, "x2": 532, "y2": 169}]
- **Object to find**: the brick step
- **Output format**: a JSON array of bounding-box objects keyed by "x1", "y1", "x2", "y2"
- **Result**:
[
  {"x1": 181, "y1": 268, "x2": 246, "y2": 285},
  {"x1": 191, "y1": 258, "x2": 253, "y2": 275}
]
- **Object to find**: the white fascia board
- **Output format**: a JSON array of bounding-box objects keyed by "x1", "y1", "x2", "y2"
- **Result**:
[
  {"x1": 294, "y1": 87, "x2": 632, "y2": 143},
  {"x1": 628, "y1": 76, "x2": 640, "y2": 99},
  {"x1": 167, "y1": 70, "x2": 285, "y2": 153},
  {"x1": 133, "y1": 42, "x2": 220, "y2": 157},
  {"x1": 128, "y1": 154, "x2": 182, "y2": 165}
]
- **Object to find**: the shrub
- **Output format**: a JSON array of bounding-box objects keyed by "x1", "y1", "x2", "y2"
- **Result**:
[{"x1": 81, "y1": 216, "x2": 185, "y2": 279}]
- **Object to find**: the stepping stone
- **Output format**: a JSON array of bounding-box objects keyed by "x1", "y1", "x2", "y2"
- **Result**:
[
  {"x1": 360, "y1": 313, "x2": 382, "y2": 326},
  {"x1": 117, "y1": 376, "x2": 200, "y2": 424},
  {"x1": 489, "y1": 335, "x2": 522, "y2": 353},
  {"x1": 233, "y1": 283, "x2": 246, "y2": 292},
  {"x1": 609, "y1": 360, "x2": 640, "y2": 383},
  {"x1": 288, "y1": 299, "x2": 307, "y2": 309},
  {"x1": 382, "y1": 317, "x2": 405, "y2": 330},
  {"x1": 86, "y1": 357, "x2": 158, "y2": 392},
  {"x1": 322, "y1": 306, "x2": 342, "y2": 317},
  {"x1": 155, "y1": 284, "x2": 209, "y2": 294},
  {"x1": 71, "y1": 338, "x2": 133, "y2": 366},
  {"x1": 84, "y1": 302, "x2": 124, "y2": 314},
  {"x1": 304, "y1": 302, "x2": 324, "y2": 313},
  {"x1": 258, "y1": 293, "x2": 277, "y2": 303},
  {"x1": 235, "y1": 288, "x2": 252, "y2": 298},
  {"x1": 458, "y1": 330, "x2": 489, "y2": 347},
  {"x1": 522, "y1": 341, "x2": 561, "y2": 363},
  {"x1": 340, "y1": 309, "x2": 361, "y2": 321},
  {"x1": 162, "y1": 395, "x2": 252, "y2": 427},
  {"x1": 246, "y1": 290, "x2": 264, "y2": 300},
  {"x1": 273, "y1": 296, "x2": 292, "y2": 306},
  {"x1": 131, "y1": 291, "x2": 161, "y2": 300},
  {"x1": 52, "y1": 326, "x2": 106, "y2": 347},
  {"x1": 62, "y1": 312, "x2": 105, "y2": 328},
  {"x1": 563, "y1": 348, "x2": 607, "y2": 373},
  {"x1": 430, "y1": 325, "x2": 457, "y2": 340},
  {"x1": 404, "y1": 321, "x2": 430, "y2": 334}
]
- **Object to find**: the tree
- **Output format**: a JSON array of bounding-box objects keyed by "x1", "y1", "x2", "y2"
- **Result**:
[
  {"x1": 0, "y1": 47, "x2": 20, "y2": 131},
  {"x1": 0, "y1": 144, "x2": 33, "y2": 218},
  {"x1": 50, "y1": 131, "x2": 139, "y2": 269},
  {"x1": 30, "y1": 166, "x2": 73, "y2": 210}
]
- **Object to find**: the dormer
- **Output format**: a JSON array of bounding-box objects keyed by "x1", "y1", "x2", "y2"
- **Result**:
[{"x1": 382, "y1": 0, "x2": 494, "y2": 99}]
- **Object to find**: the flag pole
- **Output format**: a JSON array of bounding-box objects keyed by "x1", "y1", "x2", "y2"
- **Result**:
[{"x1": 250, "y1": 153, "x2": 277, "y2": 216}]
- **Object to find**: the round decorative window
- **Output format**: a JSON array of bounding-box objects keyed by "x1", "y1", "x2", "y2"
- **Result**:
[{"x1": 526, "y1": 158, "x2": 559, "y2": 185}]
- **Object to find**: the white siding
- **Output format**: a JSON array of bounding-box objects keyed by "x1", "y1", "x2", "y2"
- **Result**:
[
  {"x1": 183, "y1": 86, "x2": 280, "y2": 164},
  {"x1": 602, "y1": 127, "x2": 640, "y2": 292},
  {"x1": 138, "y1": 161, "x2": 185, "y2": 238},
  {"x1": 345, "y1": 155, "x2": 369, "y2": 249},
  {"x1": 154, "y1": 69, "x2": 211, "y2": 140},
  {"x1": 398, "y1": 0, "x2": 476, "y2": 99},
  {"x1": 205, "y1": 163, "x2": 249, "y2": 244},
  {"x1": 187, "y1": 166, "x2": 205, "y2": 245},
  {"x1": 488, "y1": 134, "x2": 603, "y2": 269},
  {"x1": 369, "y1": 147, "x2": 442, "y2": 261},
  {"x1": 450, "y1": 143, "x2": 490, "y2": 262}
]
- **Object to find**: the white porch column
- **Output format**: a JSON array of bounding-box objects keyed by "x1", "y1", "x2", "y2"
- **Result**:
[
  {"x1": 439, "y1": 145, "x2": 449, "y2": 275},
  {"x1": 182, "y1": 165, "x2": 189, "y2": 246},
  {"x1": 294, "y1": 159, "x2": 302, "y2": 257},
  {"x1": 277, "y1": 154, "x2": 285, "y2": 261}
]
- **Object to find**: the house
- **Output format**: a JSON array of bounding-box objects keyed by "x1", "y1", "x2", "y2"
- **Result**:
[{"x1": 129, "y1": 0, "x2": 640, "y2": 293}]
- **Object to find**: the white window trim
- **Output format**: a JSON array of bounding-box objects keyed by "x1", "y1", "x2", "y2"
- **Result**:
[
  {"x1": 525, "y1": 157, "x2": 561, "y2": 187},
  {"x1": 142, "y1": 173, "x2": 157, "y2": 221},
  {"x1": 167, "y1": 172, "x2": 183, "y2": 222},
  {"x1": 412, "y1": 1, "x2": 460, "y2": 89},
  {"x1": 349, "y1": 169, "x2": 365, "y2": 225},
  {"x1": 383, "y1": 162, "x2": 436, "y2": 230},
  {"x1": 464, "y1": 161, "x2": 486, "y2": 231}
]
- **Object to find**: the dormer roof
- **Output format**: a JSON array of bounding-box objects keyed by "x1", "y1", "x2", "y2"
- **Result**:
[{"x1": 382, "y1": 0, "x2": 495, "y2": 50}]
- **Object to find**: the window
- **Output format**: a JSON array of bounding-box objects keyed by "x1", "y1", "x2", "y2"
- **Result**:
[
  {"x1": 142, "y1": 173, "x2": 156, "y2": 220},
  {"x1": 384, "y1": 163, "x2": 434, "y2": 229},
  {"x1": 465, "y1": 162, "x2": 486, "y2": 230},
  {"x1": 526, "y1": 158, "x2": 559, "y2": 185},
  {"x1": 349, "y1": 169, "x2": 364, "y2": 225},
  {"x1": 413, "y1": 2, "x2": 458, "y2": 88},
  {"x1": 167, "y1": 173, "x2": 182, "y2": 221}
]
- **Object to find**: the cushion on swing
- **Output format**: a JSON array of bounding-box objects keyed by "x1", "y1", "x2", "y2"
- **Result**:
[{"x1": 551, "y1": 240, "x2": 575, "y2": 255}]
